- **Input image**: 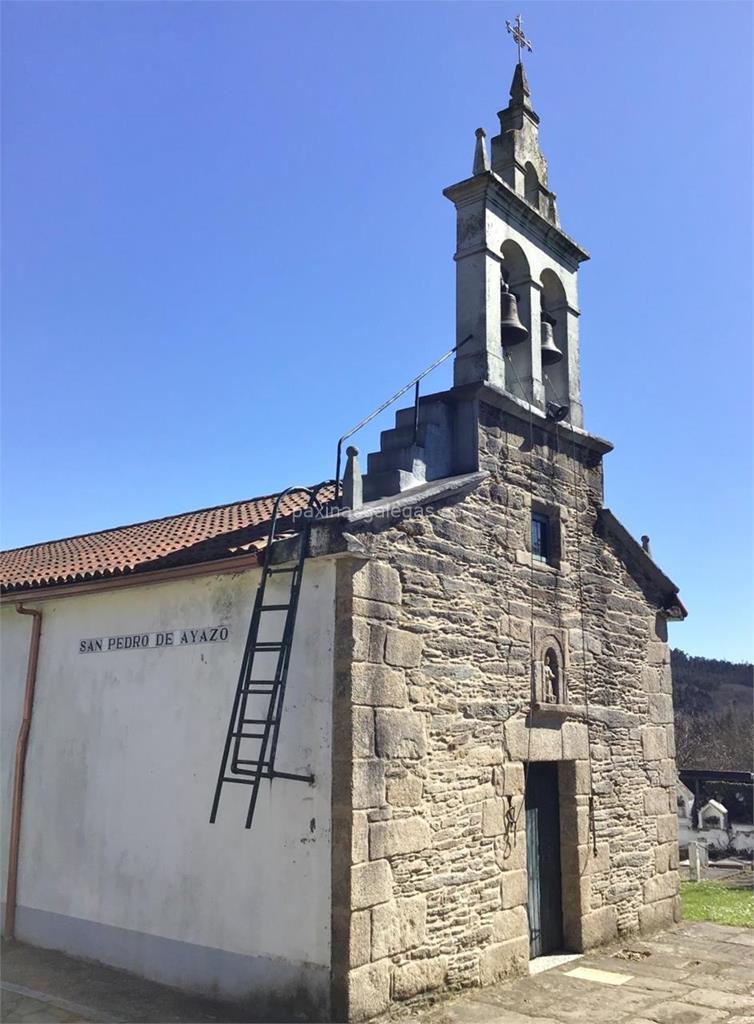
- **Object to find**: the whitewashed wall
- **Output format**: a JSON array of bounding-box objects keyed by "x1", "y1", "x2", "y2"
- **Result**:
[{"x1": 0, "y1": 558, "x2": 335, "y2": 1013}]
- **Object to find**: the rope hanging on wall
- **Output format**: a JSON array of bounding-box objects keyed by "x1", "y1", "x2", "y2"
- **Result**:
[
  {"x1": 502, "y1": 351, "x2": 538, "y2": 842},
  {"x1": 500, "y1": 354, "x2": 599, "y2": 861},
  {"x1": 545, "y1": 371, "x2": 599, "y2": 859}
]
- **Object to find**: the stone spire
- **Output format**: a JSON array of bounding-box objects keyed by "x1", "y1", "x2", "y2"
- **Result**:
[
  {"x1": 491, "y1": 63, "x2": 559, "y2": 226},
  {"x1": 508, "y1": 61, "x2": 533, "y2": 112},
  {"x1": 472, "y1": 127, "x2": 490, "y2": 175}
]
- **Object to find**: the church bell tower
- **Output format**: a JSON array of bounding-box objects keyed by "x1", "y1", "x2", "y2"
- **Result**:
[
  {"x1": 359, "y1": 31, "x2": 599, "y2": 503},
  {"x1": 444, "y1": 54, "x2": 589, "y2": 428}
]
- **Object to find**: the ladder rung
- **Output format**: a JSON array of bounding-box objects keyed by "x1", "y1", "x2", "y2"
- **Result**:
[
  {"x1": 260, "y1": 604, "x2": 291, "y2": 612},
  {"x1": 241, "y1": 681, "x2": 280, "y2": 694},
  {"x1": 240, "y1": 718, "x2": 269, "y2": 725},
  {"x1": 255, "y1": 642, "x2": 284, "y2": 651},
  {"x1": 221, "y1": 768, "x2": 312, "y2": 785},
  {"x1": 228, "y1": 765, "x2": 269, "y2": 777},
  {"x1": 268, "y1": 567, "x2": 297, "y2": 575},
  {"x1": 232, "y1": 731, "x2": 265, "y2": 739}
]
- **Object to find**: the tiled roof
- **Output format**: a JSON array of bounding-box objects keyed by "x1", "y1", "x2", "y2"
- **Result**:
[{"x1": 0, "y1": 485, "x2": 335, "y2": 594}]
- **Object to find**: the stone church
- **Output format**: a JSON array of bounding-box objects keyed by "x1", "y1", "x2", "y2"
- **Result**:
[{"x1": 1, "y1": 58, "x2": 684, "y2": 1022}]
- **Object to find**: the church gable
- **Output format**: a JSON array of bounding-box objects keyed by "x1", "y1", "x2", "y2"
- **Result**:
[{"x1": 596, "y1": 509, "x2": 686, "y2": 621}]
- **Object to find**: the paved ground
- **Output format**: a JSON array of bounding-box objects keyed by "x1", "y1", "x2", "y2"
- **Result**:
[
  {"x1": 410, "y1": 922, "x2": 754, "y2": 1024},
  {"x1": 0, "y1": 940, "x2": 248, "y2": 1023},
  {"x1": 1, "y1": 922, "x2": 753, "y2": 1023}
]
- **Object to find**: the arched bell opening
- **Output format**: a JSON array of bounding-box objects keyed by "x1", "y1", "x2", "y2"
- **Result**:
[
  {"x1": 500, "y1": 240, "x2": 536, "y2": 404},
  {"x1": 540, "y1": 268, "x2": 569, "y2": 415}
]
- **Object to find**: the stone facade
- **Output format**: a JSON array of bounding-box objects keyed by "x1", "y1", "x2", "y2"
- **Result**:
[{"x1": 330, "y1": 398, "x2": 681, "y2": 1021}]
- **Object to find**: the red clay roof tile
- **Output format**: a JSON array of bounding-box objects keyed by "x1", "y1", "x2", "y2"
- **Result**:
[{"x1": 1, "y1": 485, "x2": 335, "y2": 594}]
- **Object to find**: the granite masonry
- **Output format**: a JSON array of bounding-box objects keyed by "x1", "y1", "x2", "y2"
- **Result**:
[
  {"x1": 327, "y1": 392, "x2": 683, "y2": 1020},
  {"x1": 324, "y1": 58, "x2": 686, "y2": 1021}
]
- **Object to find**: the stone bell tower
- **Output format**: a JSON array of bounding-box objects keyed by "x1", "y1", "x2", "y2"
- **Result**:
[
  {"x1": 360, "y1": 56, "x2": 596, "y2": 503},
  {"x1": 444, "y1": 62, "x2": 589, "y2": 428}
]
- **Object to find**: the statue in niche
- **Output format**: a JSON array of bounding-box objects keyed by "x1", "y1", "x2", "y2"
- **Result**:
[{"x1": 543, "y1": 648, "x2": 560, "y2": 703}]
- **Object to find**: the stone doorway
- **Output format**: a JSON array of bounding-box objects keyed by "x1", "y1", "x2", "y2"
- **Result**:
[{"x1": 525, "y1": 762, "x2": 564, "y2": 957}]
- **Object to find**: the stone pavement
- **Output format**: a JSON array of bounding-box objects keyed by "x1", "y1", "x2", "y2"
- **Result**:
[
  {"x1": 405, "y1": 922, "x2": 754, "y2": 1024},
  {"x1": 1, "y1": 923, "x2": 753, "y2": 1023},
  {"x1": 1, "y1": 984, "x2": 99, "y2": 1024},
  {"x1": 0, "y1": 939, "x2": 247, "y2": 1023}
]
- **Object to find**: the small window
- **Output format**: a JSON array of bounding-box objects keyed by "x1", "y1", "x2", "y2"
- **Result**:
[{"x1": 531, "y1": 513, "x2": 550, "y2": 563}]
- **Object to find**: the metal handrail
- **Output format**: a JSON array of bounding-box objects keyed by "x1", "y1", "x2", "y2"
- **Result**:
[
  {"x1": 334, "y1": 334, "x2": 472, "y2": 501},
  {"x1": 258, "y1": 483, "x2": 331, "y2": 576}
]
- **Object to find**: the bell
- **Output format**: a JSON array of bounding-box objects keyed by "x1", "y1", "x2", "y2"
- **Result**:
[
  {"x1": 500, "y1": 283, "x2": 528, "y2": 348},
  {"x1": 540, "y1": 319, "x2": 563, "y2": 365}
]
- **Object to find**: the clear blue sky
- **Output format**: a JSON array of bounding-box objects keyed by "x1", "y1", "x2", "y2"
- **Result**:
[{"x1": 2, "y1": 2, "x2": 751, "y2": 661}]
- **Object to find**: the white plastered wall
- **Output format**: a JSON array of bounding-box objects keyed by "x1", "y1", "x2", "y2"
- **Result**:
[{"x1": 0, "y1": 558, "x2": 335, "y2": 1008}]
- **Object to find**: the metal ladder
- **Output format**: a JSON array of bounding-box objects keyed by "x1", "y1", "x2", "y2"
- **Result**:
[{"x1": 209, "y1": 484, "x2": 329, "y2": 829}]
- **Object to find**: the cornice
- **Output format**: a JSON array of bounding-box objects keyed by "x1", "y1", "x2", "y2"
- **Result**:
[
  {"x1": 0, "y1": 551, "x2": 263, "y2": 604},
  {"x1": 444, "y1": 171, "x2": 590, "y2": 271},
  {"x1": 470, "y1": 382, "x2": 614, "y2": 456}
]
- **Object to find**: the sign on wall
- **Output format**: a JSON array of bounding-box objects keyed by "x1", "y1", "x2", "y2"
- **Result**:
[{"x1": 79, "y1": 625, "x2": 230, "y2": 654}]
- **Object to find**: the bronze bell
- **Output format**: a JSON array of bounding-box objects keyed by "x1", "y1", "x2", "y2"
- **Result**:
[
  {"x1": 540, "y1": 318, "x2": 563, "y2": 365},
  {"x1": 500, "y1": 282, "x2": 528, "y2": 348}
]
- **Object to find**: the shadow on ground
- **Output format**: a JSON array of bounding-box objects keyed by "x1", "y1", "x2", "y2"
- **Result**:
[{"x1": 2, "y1": 922, "x2": 754, "y2": 1024}]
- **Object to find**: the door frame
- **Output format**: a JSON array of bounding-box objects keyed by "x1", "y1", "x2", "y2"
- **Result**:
[{"x1": 525, "y1": 761, "x2": 564, "y2": 957}]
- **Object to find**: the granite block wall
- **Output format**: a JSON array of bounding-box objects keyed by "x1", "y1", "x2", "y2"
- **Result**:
[{"x1": 331, "y1": 402, "x2": 680, "y2": 1020}]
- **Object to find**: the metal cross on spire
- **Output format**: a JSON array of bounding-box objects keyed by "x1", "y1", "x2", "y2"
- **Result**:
[{"x1": 506, "y1": 14, "x2": 533, "y2": 64}]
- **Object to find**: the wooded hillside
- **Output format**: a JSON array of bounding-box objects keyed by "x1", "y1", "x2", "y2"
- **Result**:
[{"x1": 672, "y1": 648, "x2": 753, "y2": 772}]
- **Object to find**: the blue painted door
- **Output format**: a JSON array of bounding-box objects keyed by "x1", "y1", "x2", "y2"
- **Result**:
[{"x1": 525, "y1": 762, "x2": 563, "y2": 957}]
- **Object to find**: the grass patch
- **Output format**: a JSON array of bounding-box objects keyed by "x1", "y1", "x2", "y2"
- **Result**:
[{"x1": 681, "y1": 880, "x2": 754, "y2": 928}]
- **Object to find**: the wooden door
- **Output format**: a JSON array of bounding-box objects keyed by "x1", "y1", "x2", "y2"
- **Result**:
[{"x1": 525, "y1": 762, "x2": 563, "y2": 957}]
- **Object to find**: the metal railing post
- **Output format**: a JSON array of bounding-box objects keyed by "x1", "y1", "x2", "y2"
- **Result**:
[{"x1": 333, "y1": 334, "x2": 472, "y2": 501}]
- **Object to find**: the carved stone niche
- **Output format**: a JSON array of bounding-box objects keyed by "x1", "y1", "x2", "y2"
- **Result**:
[{"x1": 532, "y1": 627, "x2": 570, "y2": 710}]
